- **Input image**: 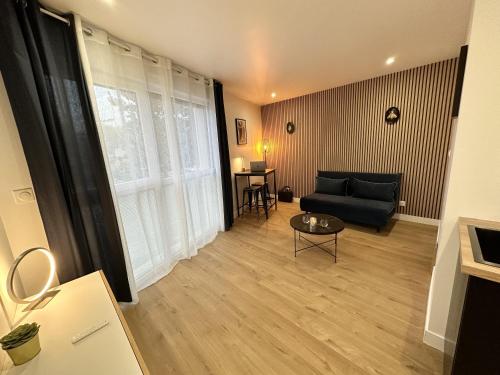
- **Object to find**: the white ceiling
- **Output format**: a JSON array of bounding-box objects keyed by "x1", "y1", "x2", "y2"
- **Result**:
[{"x1": 43, "y1": 0, "x2": 472, "y2": 105}]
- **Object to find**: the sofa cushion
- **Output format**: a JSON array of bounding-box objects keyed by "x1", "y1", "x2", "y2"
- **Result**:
[
  {"x1": 315, "y1": 177, "x2": 347, "y2": 196},
  {"x1": 350, "y1": 178, "x2": 396, "y2": 202},
  {"x1": 300, "y1": 193, "x2": 395, "y2": 227}
]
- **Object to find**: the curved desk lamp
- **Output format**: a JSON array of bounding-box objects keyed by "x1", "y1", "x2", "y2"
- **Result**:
[{"x1": 6, "y1": 247, "x2": 56, "y2": 304}]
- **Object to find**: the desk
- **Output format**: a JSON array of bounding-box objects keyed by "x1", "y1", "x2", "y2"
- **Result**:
[
  {"x1": 234, "y1": 168, "x2": 277, "y2": 219},
  {"x1": 1, "y1": 271, "x2": 148, "y2": 375}
]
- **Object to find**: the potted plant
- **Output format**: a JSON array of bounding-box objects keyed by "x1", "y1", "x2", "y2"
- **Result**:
[{"x1": 0, "y1": 323, "x2": 41, "y2": 366}]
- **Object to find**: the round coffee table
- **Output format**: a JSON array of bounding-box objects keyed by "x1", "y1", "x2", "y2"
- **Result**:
[{"x1": 290, "y1": 213, "x2": 345, "y2": 262}]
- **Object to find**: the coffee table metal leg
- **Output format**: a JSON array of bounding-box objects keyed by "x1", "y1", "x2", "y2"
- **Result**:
[
  {"x1": 334, "y1": 233, "x2": 337, "y2": 263},
  {"x1": 294, "y1": 230, "x2": 297, "y2": 257},
  {"x1": 294, "y1": 232, "x2": 339, "y2": 262}
]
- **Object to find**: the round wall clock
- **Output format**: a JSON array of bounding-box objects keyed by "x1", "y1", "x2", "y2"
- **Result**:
[
  {"x1": 286, "y1": 122, "x2": 295, "y2": 134},
  {"x1": 385, "y1": 107, "x2": 400, "y2": 124}
]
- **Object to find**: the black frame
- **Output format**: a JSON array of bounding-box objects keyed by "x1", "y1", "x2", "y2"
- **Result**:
[
  {"x1": 294, "y1": 231, "x2": 339, "y2": 262},
  {"x1": 234, "y1": 169, "x2": 278, "y2": 219}
]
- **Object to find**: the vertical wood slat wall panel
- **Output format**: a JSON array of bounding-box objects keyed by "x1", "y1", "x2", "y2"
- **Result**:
[{"x1": 261, "y1": 59, "x2": 457, "y2": 219}]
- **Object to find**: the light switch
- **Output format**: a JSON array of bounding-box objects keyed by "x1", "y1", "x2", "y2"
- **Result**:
[{"x1": 12, "y1": 188, "x2": 35, "y2": 204}]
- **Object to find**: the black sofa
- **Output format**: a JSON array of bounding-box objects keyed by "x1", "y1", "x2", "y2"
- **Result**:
[{"x1": 300, "y1": 171, "x2": 402, "y2": 230}]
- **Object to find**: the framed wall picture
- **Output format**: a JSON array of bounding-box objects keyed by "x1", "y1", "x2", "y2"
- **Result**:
[{"x1": 235, "y1": 118, "x2": 247, "y2": 145}]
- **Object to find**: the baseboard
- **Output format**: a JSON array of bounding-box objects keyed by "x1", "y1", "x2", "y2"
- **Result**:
[
  {"x1": 423, "y1": 328, "x2": 456, "y2": 353},
  {"x1": 423, "y1": 267, "x2": 457, "y2": 354},
  {"x1": 423, "y1": 329, "x2": 446, "y2": 352},
  {"x1": 393, "y1": 213, "x2": 440, "y2": 226},
  {"x1": 423, "y1": 266, "x2": 445, "y2": 352},
  {"x1": 119, "y1": 301, "x2": 139, "y2": 309}
]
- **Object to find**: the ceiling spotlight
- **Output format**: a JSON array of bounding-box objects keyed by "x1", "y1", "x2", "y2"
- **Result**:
[
  {"x1": 271, "y1": 92, "x2": 277, "y2": 98},
  {"x1": 386, "y1": 56, "x2": 396, "y2": 65}
]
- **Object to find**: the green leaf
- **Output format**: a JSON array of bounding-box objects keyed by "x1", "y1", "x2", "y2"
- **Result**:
[{"x1": 0, "y1": 323, "x2": 40, "y2": 350}]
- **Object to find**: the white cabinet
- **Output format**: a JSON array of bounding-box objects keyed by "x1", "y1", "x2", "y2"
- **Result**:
[{"x1": 1, "y1": 271, "x2": 148, "y2": 375}]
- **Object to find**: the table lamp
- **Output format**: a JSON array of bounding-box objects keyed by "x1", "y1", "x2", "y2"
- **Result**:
[
  {"x1": 6, "y1": 247, "x2": 56, "y2": 305},
  {"x1": 263, "y1": 139, "x2": 269, "y2": 164}
]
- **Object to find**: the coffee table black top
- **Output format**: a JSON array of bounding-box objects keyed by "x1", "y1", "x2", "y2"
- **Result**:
[{"x1": 290, "y1": 213, "x2": 344, "y2": 235}]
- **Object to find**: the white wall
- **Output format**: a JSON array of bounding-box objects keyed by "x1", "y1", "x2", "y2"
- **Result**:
[
  {"x1": 0, "y1": 73, "x2": 51, "y2": 296},
  {"x1": 223, "y1": 89, "x2": 263, "y2": 215},
  {"x1": 424, "y1": 0, "x2": 500, "y2": 351},
  {"x1": 0, "y1": 217, "x2": 16, "y2": 370}
]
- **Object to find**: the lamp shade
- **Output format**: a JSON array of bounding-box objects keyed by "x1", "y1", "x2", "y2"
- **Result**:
[{"x1": 262, "y1": 138, "x2": 269, "y2": 151}]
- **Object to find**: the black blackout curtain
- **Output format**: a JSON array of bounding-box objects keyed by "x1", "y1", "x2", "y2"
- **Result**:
[
  {"x1": 213, "y1": 80, "x2": 234, "y2": 230},
  {"x1": 0, "y1": 0, "x2": 132, "y2": 301}
]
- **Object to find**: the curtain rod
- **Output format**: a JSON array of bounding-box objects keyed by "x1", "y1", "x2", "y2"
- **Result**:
[
  {"x1": 82, "y1": 27, "x2": 208, "y2": 84},
  {"x1": 42, "y1": 16, "x2": 211, "y2": 86},
  {"x1": 40, "y1": 9, "x2": 158, "y2": 67},
  {"x1": 82, "y1": 26, "x2": 160, "y2": 64},
  {"x1": 172, "y1": 65, "x2": 211, "y2": 85},
  {"x1": 40, "y1": 7, "x2": 70, "y2": 25},
  {"x1": 83, "y1": 24, "x2": 210, "y2": 87}
]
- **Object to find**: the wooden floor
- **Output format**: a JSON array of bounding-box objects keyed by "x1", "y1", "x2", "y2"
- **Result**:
[{"x1": 124, "y1": 202, "x2": 444, "y2": 375}]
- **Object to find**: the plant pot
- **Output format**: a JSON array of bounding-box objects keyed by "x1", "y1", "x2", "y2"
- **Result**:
[{"x1": 5, "y1": 333, "x2": 41, "y2": 366}]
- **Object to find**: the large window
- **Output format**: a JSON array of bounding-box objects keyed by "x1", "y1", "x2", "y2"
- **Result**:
[
  {"x1": 149, "y1": 92, "x2": 172, "y2": 177},
  {"x1": 173, "y1": 98, "x2": 215, "y2": 175},
  {"x1": 86, "y1": 45, "x2": 222, "y2": 292},
  {"x1": 94, "y1": 85, "x2": 148, "y2": 184},
  {"x1": 85, "y1": 25, "x2": 223, "y2": 294}
]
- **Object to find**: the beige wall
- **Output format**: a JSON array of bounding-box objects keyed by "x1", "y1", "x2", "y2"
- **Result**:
[
  {"x1": 223, "y1": 89, "x2": 263, "y2": 215},
  {"x1": 0, "y1": 73, "x2": 51, "y2": 296},
  {"x1": 0, "y1": 219, "x2": 17, "y2": 322},
  {"x1": 0, "y1": 218, "x2": 16, "y2": 370},
  {"x1": 424, "y1": 0, "x2": 500, "y2": 351}
]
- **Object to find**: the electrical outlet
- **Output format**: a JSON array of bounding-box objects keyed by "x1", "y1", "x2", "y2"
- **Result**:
[
  {"x1": 399, "y1": 200, "x2": 406, "y2": 207},
  {"x1": 12, "y1": 188, "x2": 35, "y2": 204}
]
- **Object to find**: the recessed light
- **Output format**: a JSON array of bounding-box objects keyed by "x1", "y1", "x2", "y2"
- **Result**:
[
  {"x1": 271, "y1": 92, "x2": 277, "y2": 98},
  {"x1": 386, "y1": 56, "x2": 396, "y2": 65}
]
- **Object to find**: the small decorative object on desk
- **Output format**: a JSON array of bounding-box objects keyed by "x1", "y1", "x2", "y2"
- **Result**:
[
  {"x1": 302, "y1": 214, "x2": 310, "y2": 224},
  {"x1": 309, "y1": 216, "x2": 317, "y2": 227},
  {"x1": 239, "y1": 156, "x2": 245, "y2": 172},
  {"x1": 0, "y1": 322, "x2": 41, "y2": 366},
  {"x1": 320, "y1": 218, "x2": 329, "y2": 228}
]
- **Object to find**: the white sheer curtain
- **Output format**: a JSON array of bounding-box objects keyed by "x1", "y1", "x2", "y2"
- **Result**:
[{"x1": 77, "y1": 24, "x2": 224, "y2": 293}]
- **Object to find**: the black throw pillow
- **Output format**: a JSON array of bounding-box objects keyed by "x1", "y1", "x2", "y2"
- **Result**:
[
  {"x1": 351, "y1": 178, "x2": 396, "y2": 202},
  {"x1": 315, "y1": 177, "x2": 347, "y2": 196}
]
